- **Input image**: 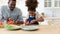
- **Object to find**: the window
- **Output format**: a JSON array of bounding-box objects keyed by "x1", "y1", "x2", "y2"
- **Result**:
[
  {"x1": 54, "y1": 0, "x2": 60, "y2": 7},
  {"x1": 44, "y1": 0, "x2": 60, "y2": 7},
  {"x1": 44, "y1": 0, "x2": 51, "y2": 7}
]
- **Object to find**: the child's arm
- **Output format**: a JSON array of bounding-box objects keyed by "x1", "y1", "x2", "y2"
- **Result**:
[
  {"x1": 37, "y1": 16, "x2": 44, "y2": 22},
  {"x1": 30, "y1": 19, "x2": 37, "y2": 24},
  {"x1": 30, "y1": 17, "x2": 44, "y2": 24},
  {"x1": 25, "y1": 19, "x2": 28, "y2": 23},
  {"x1": 25, "y1": 19, "x2": 30, "y2": 25},
  {"x1": 36, "y1": 12, "x2": 44, "y2": 22}
]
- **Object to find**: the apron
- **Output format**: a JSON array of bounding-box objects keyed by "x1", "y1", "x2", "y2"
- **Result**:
[{"x1": 28, "y1": 15, "x2": 39, "y2": 25}]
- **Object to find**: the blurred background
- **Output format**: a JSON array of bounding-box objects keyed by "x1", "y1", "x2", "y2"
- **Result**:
[
  {"x1": 0, "y1": 0, "x2": 44, "y2": 17},
  {"x1": 0, "y1": 0, "x2": 60, "y2": 25}
]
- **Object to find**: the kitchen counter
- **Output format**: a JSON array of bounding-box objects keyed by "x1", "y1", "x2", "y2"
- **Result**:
[
  {"x1": 45, "y1": 17, "x2": 60, "y2": 20},
  {"x1": 0, "y1": 25, "x2": 60, "y2": 34}
]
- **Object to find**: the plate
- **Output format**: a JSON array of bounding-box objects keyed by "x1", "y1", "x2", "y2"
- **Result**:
[
  {"x1": 22, "y1": 26, "x2": 39, "y2": 31},
  {"x1": 5, "y1": 24, "x2": 21, "y2": 30}
]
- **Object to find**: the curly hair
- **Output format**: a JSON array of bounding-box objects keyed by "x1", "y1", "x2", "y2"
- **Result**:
[
  {"x1": 9, "y1": 0, "x2": 16, "y2": 2},
  {"x1": 26, "y1": 0, "x2": 38, "y2": 11}
]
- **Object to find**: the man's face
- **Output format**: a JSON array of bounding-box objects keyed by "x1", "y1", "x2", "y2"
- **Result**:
[{"x1": 8, "y1": 1, "x2": 16, "y2": 11}]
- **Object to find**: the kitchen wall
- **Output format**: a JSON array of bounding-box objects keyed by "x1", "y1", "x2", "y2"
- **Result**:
[
  {"x1": 44, "y1": 8, "x2": 60, "y2": 18},
  {"x1": 44, "y1": 8, "x2": 60, "y2": 24}
]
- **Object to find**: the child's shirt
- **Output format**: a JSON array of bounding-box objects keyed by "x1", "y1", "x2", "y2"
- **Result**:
[
  {"x1": 26, "y1": 12, "x2": 41, "y2": 25},
  {"x1": 26, "y1": 12, "x2": 41, "y2": 19}
]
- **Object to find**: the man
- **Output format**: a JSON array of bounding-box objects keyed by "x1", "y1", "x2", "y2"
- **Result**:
[{"x1": 0, "y1": 0, "x2": 23, "y2": 24}]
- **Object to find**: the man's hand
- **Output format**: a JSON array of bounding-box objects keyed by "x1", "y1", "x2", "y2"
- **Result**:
[
  {"x1": 7, "y1": 18, "x2": 14, "y2": 24},
  {"x1": 15, "y1": 19, "x2": 21, "y2": 25},
  {"x1": 7, "y1": 18, "x2": 13, "y2": 21}
]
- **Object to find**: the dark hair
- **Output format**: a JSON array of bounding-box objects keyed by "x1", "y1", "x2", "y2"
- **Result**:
[
  {"x1": 28, "y1": 7, "x2": 36, "y2": 11},
  {"x1": 26, "y1": 0, "x2": 38, "y2": 11},
  {"x1": 9, "y1": 0, "x2": 16, "y2": 2}
]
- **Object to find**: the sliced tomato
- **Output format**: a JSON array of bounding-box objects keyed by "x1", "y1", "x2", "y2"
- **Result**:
[{"x1": 8, "y1": 21, "x2": 14, "y2": 24}]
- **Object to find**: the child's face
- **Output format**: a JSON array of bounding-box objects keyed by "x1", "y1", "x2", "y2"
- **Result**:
[{"x1": 29, "y1": 11, "x2": 35, "y2": 16}]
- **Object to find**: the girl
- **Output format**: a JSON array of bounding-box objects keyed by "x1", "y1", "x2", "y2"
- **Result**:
[{"x1": 25, "y1": 0, "x2": 44, "y2": 25}]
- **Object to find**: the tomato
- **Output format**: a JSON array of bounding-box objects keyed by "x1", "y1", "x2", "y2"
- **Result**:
[
  {"x1": 8, "y1": 21, "x2": 14, "y2": 24},
  {"x1": 8, "y1": 18, "x2": 15, "y2": 24}
]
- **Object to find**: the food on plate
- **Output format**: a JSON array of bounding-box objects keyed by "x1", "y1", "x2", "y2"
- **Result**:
[
  {"x1": 8, "y1": 21, "x2": 14, "y2": 24},
  {"x1": 0, "y1": 22, "x2": 4, "y2": 28},
  {"x1": 8, "y1": 18, "x2": 22, "y2": 25},
  {"x1": 5, "y1": 24, "x2": 20, "y2": 30}
]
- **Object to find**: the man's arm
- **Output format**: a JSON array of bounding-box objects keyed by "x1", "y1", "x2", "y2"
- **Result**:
[
  {"x1": 17, "y1": 9, "x2": 24, "y2": 24},
  {"x1": 0, "y1": 6, "x2": 3, "y2": 21}
]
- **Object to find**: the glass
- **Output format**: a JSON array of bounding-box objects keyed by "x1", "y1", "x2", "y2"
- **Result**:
[
  {"x1": 48, "y1": 0, "x2": 51, "y2": 2},
  {"x1": 54, "y1": 0, "x2": 60, "y2": 7},
  {"x1": 44, "y1": 2, "x2": 48, "y2": 7},
  {"x1": 44, "y1": 2, "x2": 51, "y2": 7},
  {"x1": 47, "y1": 2, "x2": 51, "y2": 7},
  {"x1": 59, "y1": 1, "x2": 60, "y2": 7},
  {"x1": 44, "y1": 0, "x2": 48, "y2": 2},
  {"x1": 44, "y1": 0, "x2": 51, "y2": 2}
]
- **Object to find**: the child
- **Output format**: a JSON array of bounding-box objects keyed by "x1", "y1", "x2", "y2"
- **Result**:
[{"x1": 25, "y1": 0, "x2": 44, "y2": 25}]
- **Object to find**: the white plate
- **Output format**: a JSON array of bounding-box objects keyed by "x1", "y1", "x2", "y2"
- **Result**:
[{"x1": 22, "y1": 26, "x2": 39, "y2": 31}]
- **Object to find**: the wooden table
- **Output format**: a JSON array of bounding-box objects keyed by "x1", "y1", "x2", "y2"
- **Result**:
[{"x1": 0, "y1": 25, "x2": 60, "y2": 34}]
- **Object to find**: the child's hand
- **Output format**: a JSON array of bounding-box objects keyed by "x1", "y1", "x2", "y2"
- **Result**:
[
  {"x1": 37, "y1": 17, "x2": 44, "y2": 22},
  {"x1": 30, "y1": 20, "x2": 36, "y2": 24},
  {"x1": 25, "y1": 22, "x2": 30, "y2": 26}
]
